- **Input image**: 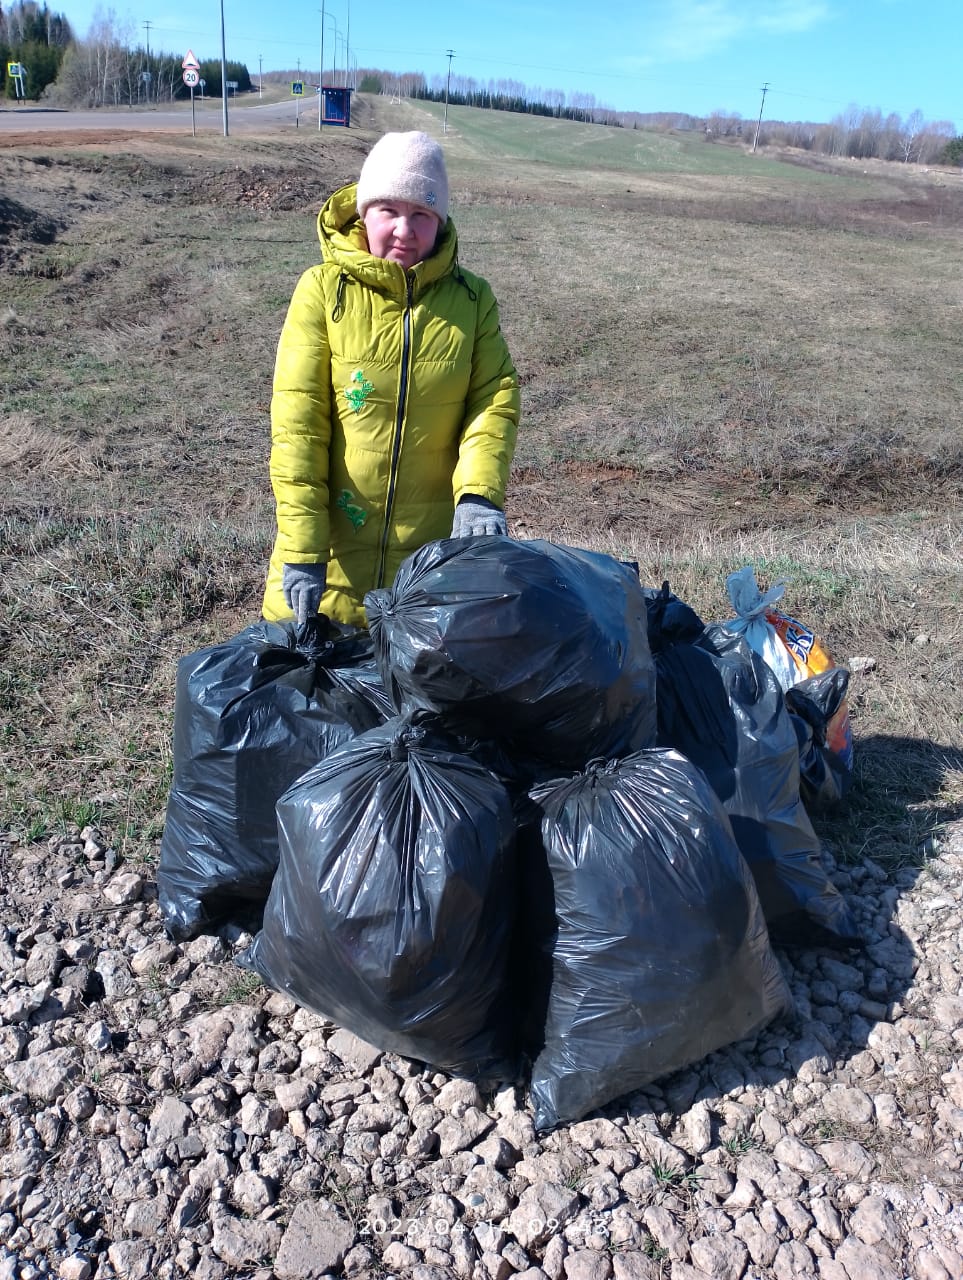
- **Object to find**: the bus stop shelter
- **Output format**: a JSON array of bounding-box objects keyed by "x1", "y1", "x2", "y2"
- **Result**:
[{"x1": 321, "y1": 86, "x2": 353, "y2": 126}]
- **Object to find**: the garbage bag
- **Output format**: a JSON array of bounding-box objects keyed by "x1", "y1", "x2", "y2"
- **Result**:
[
  {"x1": 522, "y1": 749, "x2": 793, "y2": 1131},
  {"x1": 654, "y1": 624, "x2": 861, "y2": 948},
  {"x1": 642, "y1": 580, "x2": 706, "y2": 652},
  {"x1": 365, "y1": 537, "x2": 657, "y2": 770},
  {"x1": 722, "y1": 565, "x2": 801, "y2": 688},
  {"x1": 786, "y1": 667, "x2": 854, "y2": 809},
  {"x1": 158, "y1": 616, "x2": 390, "y2": 942},
  {"x1": 721, "y1": 565, "x2": 854, "y2": 811},
  {"x1": 246, "y1": 714, "x2": 518, "y2": 1080}
]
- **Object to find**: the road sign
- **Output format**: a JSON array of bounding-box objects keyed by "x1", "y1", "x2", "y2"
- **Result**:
[
  {"x1": 291, "y1": 81, "x2": 304, "y2": 96},
  {"x1": 182, "y1": 68, "x2": 200, "y2": 88},
  {"x1": 8, "y1": 62, "x2": 22, "y2": 77},
  {"x1": 181, "y1": 49, "x2": 200, "y2": 70}
]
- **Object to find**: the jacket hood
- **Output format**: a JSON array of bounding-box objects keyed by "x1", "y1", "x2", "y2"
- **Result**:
[{"x1": 316, "y1": 182, "x2": 459, "y2": 295}]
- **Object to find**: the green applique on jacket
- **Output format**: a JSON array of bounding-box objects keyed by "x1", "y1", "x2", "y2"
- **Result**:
[
  {"x1": 343, "y1": 369, "x2": 374, "y2": 414},
  {"x1": 336, "y1": 489, "x2": 368, "y2": 530}
]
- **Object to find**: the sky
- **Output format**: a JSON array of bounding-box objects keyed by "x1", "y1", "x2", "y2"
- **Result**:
[{"x1": 62, "y1": 1, "x2": 960, "y2": 129}]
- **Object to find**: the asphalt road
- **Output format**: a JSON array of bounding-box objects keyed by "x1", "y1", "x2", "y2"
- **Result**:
[{"x1": 0, "y1": 96, "x2": 329, "y2": 135}]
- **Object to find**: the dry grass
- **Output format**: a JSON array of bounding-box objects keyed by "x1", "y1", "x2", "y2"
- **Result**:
[{"x1": 1, "y1": 94, "x2": 961, "y2": 867}]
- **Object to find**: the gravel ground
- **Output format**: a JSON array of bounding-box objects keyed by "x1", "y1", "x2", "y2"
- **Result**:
[{"x1": 2, "y1": 811, "x2": 962, "y2": 1280}]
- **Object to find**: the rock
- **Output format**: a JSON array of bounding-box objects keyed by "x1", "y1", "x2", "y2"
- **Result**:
[
  {"x1": 436, "y1": 1107, "x2": 495, "y2": 1155},
  {"x1": 238, "y1": 1093, "x2": 285, "y2": 1137},
  {"x1": 772, "y1": 1239, "x2": 816, "y2": 1276},
  {"x1": 275, "y1": 1079, "x2": 317, "y2": 1111},
  {"x1": 834, "y1": 1235, "x2": 902, "y2": 1280},
  {"x1": 611, "y1": 1255, "x2": 662, "y2": 1280},
  {"x1": 689, "y1": 1233, "x2": 749, "y2": 1278},
  {"x1": 212, "y1": 1214, "x2": 284, "y2": 1268},
  {"x1": 232, "y1": 1171, "x2": 276, "y2": 1215},
  {"x1": 147, "y1": 1096, "x2": 192, "y2": 1146},
  {"x1": 785, "y1": 1035, "x2": 833, "y2": 1081},
  {"x1": 823, "y1": 1085, "x2": 875, "y2": 1126},
  {"x1": 3, "y1": 1048, "x2": 81, "y2": 1102},
  {"x1": 772, "y1": 1136, "x2": 825, "y2": 1175},
  {"x1": 849, "y1": 1196, "x2": 900, "y2": 1249},
  {"x1": 94, "y1": 950, "x2": 135, "y2": 997},
  {"x1": 641, "y1": 1206, "x2": 687, "y2": 1261},
  {"x1": 506, "y1": 1182, "x2": 581, "y2": 1249},
  {"x1": 58, "y1": 1256, "x2": 92, "y2": 1280},
  {"x1": 106, "y1": 1240, "x2": 155, "y2": 1279},
  {"x1": 103, "y1": 872, "x2": 144, "y2": 905},
  {"x1": 383, "y1": 1241, "x2": 421, "y2": 1269},
  {"x1": 733, "y1": 1212, "x2": 780, "y2": 1267},
  {"x1": 562, "y1": 1248, "x2": 612, "y2": 1279},
  {"x1": 273, "y1": 1199, "x2": 356, "y2": 1278},
  {"x1": 326, "y1": 1029, "x2": 382, "y2": 1073},
  {"x1": 931, "y1": 996, "x2": 963, "y2": 1031},
  {"x1": 681, "y1": 1101, "x2": 713, "y2": 1155},
  {"x1": 568, "y1": 1119, "x2": 626, "y2": 1152},
  {"x1": 814, "y1": 1140, "x2": 875, "y2": 1180}
]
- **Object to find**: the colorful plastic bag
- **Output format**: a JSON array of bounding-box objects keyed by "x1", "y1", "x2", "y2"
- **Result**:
[{"x1": 722, "y1": 566, "x2": 854, "y2": 785}]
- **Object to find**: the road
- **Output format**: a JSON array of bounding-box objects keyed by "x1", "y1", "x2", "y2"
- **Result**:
[{"x1": 0, "y1": 96, "x2": 327, "y2": 138}]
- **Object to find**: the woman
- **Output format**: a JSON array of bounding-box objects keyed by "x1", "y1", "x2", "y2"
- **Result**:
[{"x1": 262, "y1": 130, "x2": 521, "y2": 628}]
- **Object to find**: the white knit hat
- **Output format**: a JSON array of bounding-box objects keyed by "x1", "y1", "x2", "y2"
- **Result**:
[{"x1": 356, "y1": 131, "x2": 449, "y2": 223}]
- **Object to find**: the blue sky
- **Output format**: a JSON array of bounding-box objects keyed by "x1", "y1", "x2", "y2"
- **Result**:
[{"x1": 65, "y1": 1, "x2": 960, "y2": 129}]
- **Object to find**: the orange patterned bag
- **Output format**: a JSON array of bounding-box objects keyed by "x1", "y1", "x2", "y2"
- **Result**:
[{"x1": 724, "y1": 566, "x2": 854, "y2": 776}]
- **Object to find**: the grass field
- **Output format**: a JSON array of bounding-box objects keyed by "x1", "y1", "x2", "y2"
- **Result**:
[{"x1": 1, "y1": 93, "x2": 961, "y2": 870}]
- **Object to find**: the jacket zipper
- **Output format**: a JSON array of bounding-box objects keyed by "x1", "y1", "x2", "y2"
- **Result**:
[{"x1": 377, "y1": 274, "x2": 414, "y2": 587}]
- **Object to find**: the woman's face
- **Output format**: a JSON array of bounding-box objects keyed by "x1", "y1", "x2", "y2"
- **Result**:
[{"x1": 363, "y1": 200, "x2": 441, "y2": 270}]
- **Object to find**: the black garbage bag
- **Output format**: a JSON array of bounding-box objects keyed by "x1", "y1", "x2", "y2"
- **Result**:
[
  {"x1": 522, "y1": 749, "x2": 792, "y2": 1131},
  {"x1": 158, "y1": 616, "x2": 391, "y2": 942},
  {"x1": 786, "y1": 667, "x2": 854, "y2": 810},
  {"x1": 654, "y1": 624, "x2": 861, "y2": 948},
  {"x1": 642, "y1": 580, "x2": 706, "y2": 652},
  {"x1": 365, "y1": 537, "x2": 657, "y2": 770},
  {"x1": 246, "y1": 714, "x2": 518, "y2": 1081}
]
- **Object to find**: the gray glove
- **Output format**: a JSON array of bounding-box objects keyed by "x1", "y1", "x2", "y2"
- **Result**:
[
  {"x1": 451, "y1": 495, "x2": 507, "y2": 538},
  {"x1": 282, "y1": 562, "x2": 327, "y2": 624}
]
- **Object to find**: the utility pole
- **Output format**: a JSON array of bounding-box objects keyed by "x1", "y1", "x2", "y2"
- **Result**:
[
  {"x1": 752, "y1": 81, "x2": 769, "y2": 153},
  {"x1": 220, "y1": 0, "x2": 229, "y2": 136},
  {"x1": 319, "y1": 5, "x2": 325, "y2": 131},
  {"x1": 258, "y1": 53, "x2": 263, "y2": 97},
  {"x1": 143, "y1": 20, "x2": 151, "y2": 105},
  {"x1": 444, "y1": 49, "x2": 455, "y2": 135}
]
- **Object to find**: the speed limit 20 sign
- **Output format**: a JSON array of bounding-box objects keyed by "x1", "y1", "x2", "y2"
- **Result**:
[{"x1": 182, "y1": 67, "x2": 200, "y2": 87}]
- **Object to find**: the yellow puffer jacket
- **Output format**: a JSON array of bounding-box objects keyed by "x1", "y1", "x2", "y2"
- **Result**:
[{"x1": 262, "y1": 182, "x2": 520, "y2": 628}]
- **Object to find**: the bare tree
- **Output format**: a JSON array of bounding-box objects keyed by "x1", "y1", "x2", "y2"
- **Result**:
[
  {"x1": 917, "y1": 119, "x2": 955, "y2": 163},
  {"x1": 898, "y1": 109, "x2": 925, "y2": 162},
  {"x1": 878, "y1": 112, "x2": 903, "y2": 161}
]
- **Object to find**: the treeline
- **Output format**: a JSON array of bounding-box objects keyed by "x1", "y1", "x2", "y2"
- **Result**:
[
  {"x1": 416, "y1": 72, "x2": 619, "y2": 127},
  {"x1": 1, "y1": 1, "x2": 72, "y2": 99},
  {"x1": 55, "y1": 31, "x2": 251, "y2": 108},
  {"x1": 1, "y1": 1, "x2": 251, "y2": 104},
  {"x1": 358, "y1": 67, "x2": 620, "y2": 127},
  {"x1": 701, "y1": 104, "x2": 958, "y2": 165},
  {"x1": 355, "y1": 66, "x2": 961, "y2": 166}
]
